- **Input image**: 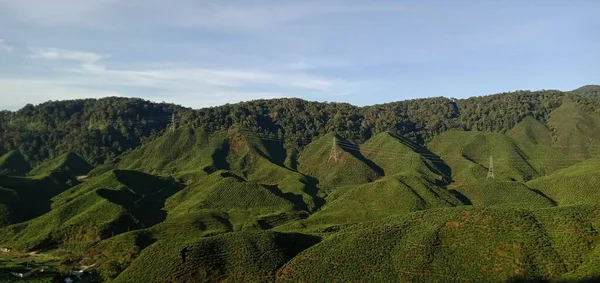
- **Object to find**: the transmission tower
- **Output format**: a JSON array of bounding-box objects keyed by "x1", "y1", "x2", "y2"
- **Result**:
[
  {"x1": 487, "y1": 156, "x2": 495, "y2": 179},
  {"x1": 171, "y1": 113, "x2": 176, "y2": 132},
  {"x1": 328, "y1": 136, "x2": 338, "y2": 163}
]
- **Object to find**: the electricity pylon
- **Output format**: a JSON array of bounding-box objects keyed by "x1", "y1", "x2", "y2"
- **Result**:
[
  {"x1": 328, "y1": 136, "x2": 338, "y2": 163},
  {"x1": 171, "y1": 113, "x2": 176, "y2": 132},
  {"x1": 487, "y1": 156, "x2": 495, "y2": 179}
]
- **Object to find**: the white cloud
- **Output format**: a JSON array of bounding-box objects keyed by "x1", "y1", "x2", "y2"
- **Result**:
[
  {"x1": 0, "y1": 0, "x2": 405, "y2": 30},
  {"x1": 0, "y1": 78, "x2": 122, "y2": 110},
  {"x1": 7, "y1": 46, "x2": 355, "y2": 110},
  {"x1": 0, "y1": 39, "x2": 13, "y2": 52},
  {"x1": 29, "y1": 48, "x2": 109, "y2": 71}
]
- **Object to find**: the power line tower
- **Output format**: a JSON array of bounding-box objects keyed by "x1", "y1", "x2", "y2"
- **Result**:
[
  {"x1": 171, "y1": 113, "x2": 176, "y2": 132},
  {"x1": 328, "y1": 136, "x2": 338, "y2": 163},
  {"x1": 487, "y1": 156, "x2": 495, "y2": 179}
]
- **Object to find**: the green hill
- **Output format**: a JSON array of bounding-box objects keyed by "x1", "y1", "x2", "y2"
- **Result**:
[
  {"x1": 106, "y1": 127, "x2": 228, "y2": 176},
  {"x1": 276, "y1": 205, "x2": 600, "y2": 282},
  {"x1": 361, "y1": 132, "x2": 449, "y2": 183},
  {"x1": 450, "y1": 180, "x2": 555, "y2": 208},
  {"x1": 4, "y1": 90, "x2": 600, "y2": 282},
  {"x1": 0, "y1": 170, "x2": 180, "y2": 251},
  {"x1": 99, "y1": 126, "x2": 325, "y2": 213},
  {"x1": 288, "y1": 175, "x2": 463, "y2": 231},
  {"x1": 428, "y1": 130, "x2": 540, "y2": 183},
  {"x1": 507, "y1": 116, "x2": 577, "y2": 175},
  {"x1": 0, "y1": 151, "x2": 30, "y2": 176},
  {"x1": 29, "y1": 152, "x2": 93, "y2": 177},
  {"x1": 112, "y1": 230, "x2": 320, "y2": 283},
  {"x1": 547, "y1": 102, "x2": 600, "y2": 160},
  {"x1": 0, "y1": 172, "x2": 72, "y2": 226},
  {"x1": 527, "y1": 156, "x2": 600, "y2": 205},
  {"x1": 297, "y1": 133, "x2": 382, "y2": 190}
]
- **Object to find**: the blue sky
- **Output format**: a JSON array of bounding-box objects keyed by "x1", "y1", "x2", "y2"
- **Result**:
[{"x1": 0, "y1": 0, "x2": 599, "y2": 110}]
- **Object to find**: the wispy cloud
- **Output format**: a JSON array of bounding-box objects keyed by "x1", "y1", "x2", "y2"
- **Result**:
[
  {"x1": 5, "y1": 46, "x2": 355, "y2": 109},
  {"x1": 29, "y1": 48, "x2": 109, "y2": 71},
  {"x1": 0, "y1": 0, "x2": 405, "y2": 30},
  {"x1": 0, "y1": 39, "x2": 13, "y2": 52},
  {"x1": 0, "y1": 78, "x2": 121, "y2": 110}
]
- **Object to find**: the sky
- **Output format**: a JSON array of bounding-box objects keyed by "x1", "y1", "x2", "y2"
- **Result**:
[{"x1": 0, "y1": 0, "x2": 599, "y2": 110}]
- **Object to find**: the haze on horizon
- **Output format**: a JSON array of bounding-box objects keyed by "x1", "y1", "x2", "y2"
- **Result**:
[{"x1": 0, "y1": 0, "x2": 598, "y2": 110}]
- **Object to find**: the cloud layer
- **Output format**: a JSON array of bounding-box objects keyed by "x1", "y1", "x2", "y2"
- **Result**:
[{"x1": 0, "y1": 0, "x2": 598, "y2": 110}]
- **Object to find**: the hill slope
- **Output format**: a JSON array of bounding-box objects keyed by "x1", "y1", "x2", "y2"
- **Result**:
[
  {"x1": 527, "y1": 156, "x2": 600, "y2": 205},
  {"x1": 0, "y1": 170, "x2": 180, "y2": 250},
  {"x1": 29, "y1": 152, "x2": 93, "y2": 177},
  {"x1": 277, "y1": 205, "x2": 600, "y2": 282},
  {"x1": 297, "y1": 133, "x2": 382, "y2": 190},
  {"x1": 0, "y1": 151, "x2": 30, "y2": 176}
]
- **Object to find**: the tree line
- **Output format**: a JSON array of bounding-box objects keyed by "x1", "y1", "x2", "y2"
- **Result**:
[{"x1": 1, "y1": 86, "x2": 599, "y2": 165}]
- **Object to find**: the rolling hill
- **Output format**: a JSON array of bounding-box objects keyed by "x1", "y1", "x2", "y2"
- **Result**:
[{"x1": 3, "y1": 88, "x2": 600, "y2": 282}]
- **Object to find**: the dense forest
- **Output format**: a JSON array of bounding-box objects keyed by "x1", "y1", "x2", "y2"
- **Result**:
[{"x1": 1, "y1": 85, "x2": 599, "y2": 165}]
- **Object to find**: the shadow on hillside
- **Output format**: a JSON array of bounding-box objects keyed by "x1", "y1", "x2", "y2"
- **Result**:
[
  {"x1": 529, "y1": 188, "x2": 558, "y2": 206},
  {"x1": 273, "y1": 232, "x2": 321, "y2": 260},
  {"x1": 0, "y1": 172, "x2": 74, "y2": 224},
  {"x1": 448, "y1": 189, "x2": 473, "y2": 205},
  {"x1": 96, "y1": 170, "x2": 184, "y2": 236},
  {"x1": 338, "y1": 136, "x2": 385, "y2": 177},
  {"x1": 210, "y1": 140, "x2": 231, "y2": 172},
  {"x1": 262, "y1": 140, "x2": 287, "y2": 167},
  {"x1": 392, "y1": 133, "x2": 453, "y2": 185}
]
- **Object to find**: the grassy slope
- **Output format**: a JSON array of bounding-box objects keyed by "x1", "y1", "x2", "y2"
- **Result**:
[
  {"x1": 548, "y1": 101, "x2": 600, "y2": 160},
  {"x1": 527, "y1": 156, "x2": 600, "y2": 205},
  {"x1": 0, "y1": 151, "x2": 30, "y2": 176},
  {"x1": 0, "y1": 170, "x2": 179, "y2": 251},
  {"x1": 451, "y1": 180, "x2": 555, "y2": 208},
  {"x1": 112, "y1": 230, "x2": 320, "y2": 283},
  {"x1": 429, "y1": 130, "x2": 540, "y2": 183},
  {"x1": 114, "y1": 127, "x2": 228, "y2": 176},
  {"x1": 0, "y1": 173, "x2": 72, "y2": 226},
  {"x1": 287, "y1": 175, "x2": 463, "y2": 231},
  {"x1": 507, "y1": 116, "x2": 577, "y2": 175},
  {"x1": 98, "y1": 126, "x2": 324, "y2": 213},
  {"x1": 297, "y1": 133, "x2": 382, "y2": 191},
  {"x1": 362, "y1": 132, "x2": 449, "y2": 183},
  {"x1": 28, "y1": 152, "x2": 92, "y2": 177},
  {"x1": 276, "y1": 205, "x2": 600, "y2": 282}
]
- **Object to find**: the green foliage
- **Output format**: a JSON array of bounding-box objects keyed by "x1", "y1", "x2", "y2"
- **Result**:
[
  {"x1": 451, "y1": 180, "x2": 555, "y2": 208},
  {"x1": 277, "y1": 205, "x2": 600, "y2": 282},
  {"x1": 2, "y1": 87, "x2": 600, "y2": 282},
  {"x1": 527, "y1": 156, "x2": 600, "y2": 205},
  {"x1": 297, "y1": 133, "x2": 382, "y2": 190},
  {"x1": 28, "y1": 152, "x2": 93, "y2": 177},
  {"x1": 113, "y1": 230, "x2": 320, "y2": 283},
  {"x1": 0, "y1": 97, "x2": 181, "y2": 165}
]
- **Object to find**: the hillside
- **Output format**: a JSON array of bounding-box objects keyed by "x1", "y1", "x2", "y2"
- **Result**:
[
  {"x1": 3, "y1": 87, "x2": 600, "y2": 282},
  {"x1": 277, "y1": 205, "x2": 600, "y2": 282},
  {"x1": 0, "y1": 150, "x2": 30, "y2": 176},
  {"x1": 297, "y1": 133, "x2": 382, "y2": 190},
  {"x1": 29, "y1": 152, "x2": 93, "y2": 177},
  {"x1": 527, "y1": 156, "x2": 600, "y2": 205}
]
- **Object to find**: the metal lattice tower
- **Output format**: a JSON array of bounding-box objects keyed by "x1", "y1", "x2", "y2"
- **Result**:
[
  {"x1": 487, "y1": 156, "x2": 495, "y2": 179},
  {"x1": 171, "y1": 113, "x2": 176, "y2": 132},
  {"x1": 328, "y1": 136, "x2": 338, "y2": 163}
]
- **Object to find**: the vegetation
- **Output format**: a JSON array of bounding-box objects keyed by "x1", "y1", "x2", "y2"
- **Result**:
[{"x1": 2, "y1": 86, "x2": 600, "y2": 282}]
